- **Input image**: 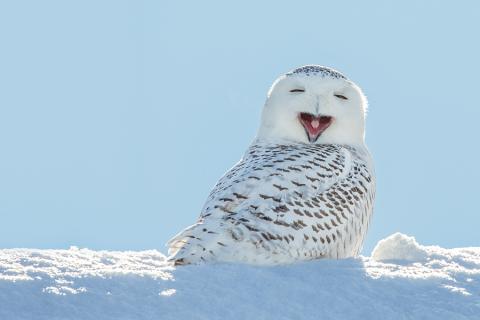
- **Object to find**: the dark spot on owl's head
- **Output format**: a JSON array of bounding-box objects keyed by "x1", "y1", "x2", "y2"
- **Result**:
[{"x1": 286, "y1": 65, "x2": 347, "y2": 80}]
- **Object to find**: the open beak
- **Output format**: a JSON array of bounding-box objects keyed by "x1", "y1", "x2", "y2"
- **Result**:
[{"x1": 298, "y1": 113, "x2": 333, "y2": 143}]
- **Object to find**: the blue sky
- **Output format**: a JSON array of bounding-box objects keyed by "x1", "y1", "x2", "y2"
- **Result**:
[{"x1": 0, "y1": 1, "x2": 479, "y2": 254}]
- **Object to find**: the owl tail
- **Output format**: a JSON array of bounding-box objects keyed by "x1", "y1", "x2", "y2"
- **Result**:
[
  {"x1": 166, "y1": 223, "x2": 199, "y2": 265},
  {"x1": 166, "y1": 219, "x2": 233, "y2": 266}
]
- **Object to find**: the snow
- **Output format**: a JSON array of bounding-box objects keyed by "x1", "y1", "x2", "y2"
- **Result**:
[
  {"x1": 0, "y1": 234, "x2": 479, "y2": 320},
  {"x1": 371, "y1": 232, "x2": 429, "y2": 262}
]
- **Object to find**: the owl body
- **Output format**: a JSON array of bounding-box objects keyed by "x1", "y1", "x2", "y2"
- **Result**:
[
  {"x1": 168, "y1": 142, "x2": 375, "y2": 265},
  {"x1": 168, "y1": 65, "x2": 376, "y2": 265}
]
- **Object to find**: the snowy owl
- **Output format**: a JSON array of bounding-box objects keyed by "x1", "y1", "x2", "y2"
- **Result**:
[{"x1": 168, "y1": 65, "x2": 375, "y2": 265}]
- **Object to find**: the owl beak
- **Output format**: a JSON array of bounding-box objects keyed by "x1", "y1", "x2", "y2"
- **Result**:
[{"x1": 298, "y1": 113, "x2": 333, "y2": 143}]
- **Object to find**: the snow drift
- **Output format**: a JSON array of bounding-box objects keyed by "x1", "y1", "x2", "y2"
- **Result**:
[{"x1": 0, "y1": 233, "x2": 478, "y2": 320}]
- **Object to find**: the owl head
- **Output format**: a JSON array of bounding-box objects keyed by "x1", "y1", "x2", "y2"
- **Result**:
[{"x1": 256, "y1": 65, "x2": 368, "y2": 146}]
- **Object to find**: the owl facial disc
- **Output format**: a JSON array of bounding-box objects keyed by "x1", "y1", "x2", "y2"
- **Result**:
[{"x1": 298, "y1": 113, "x2": 333, "y2": 143}]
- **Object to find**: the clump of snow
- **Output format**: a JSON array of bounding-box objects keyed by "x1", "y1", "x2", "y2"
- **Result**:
[
  {"x1": 0, "y1": 233, "x2": 479, "y2": 320},
  {"x1": 371, "y1": 232, "x2": 429, "y2": 262}
]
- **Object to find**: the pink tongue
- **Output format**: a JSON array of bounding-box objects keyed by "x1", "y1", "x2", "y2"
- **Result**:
[{"x1": 299, "y1": 113, "x2": 333, "y2": 141}]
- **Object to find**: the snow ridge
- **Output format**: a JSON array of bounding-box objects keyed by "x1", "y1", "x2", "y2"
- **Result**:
[{"x1": 0, "y1": 233, "x2": 479, "y2": 320}]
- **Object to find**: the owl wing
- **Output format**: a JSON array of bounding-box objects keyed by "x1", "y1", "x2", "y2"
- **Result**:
[{"x1": 168, "y1": 144, "x2": 375, "y2": 264}]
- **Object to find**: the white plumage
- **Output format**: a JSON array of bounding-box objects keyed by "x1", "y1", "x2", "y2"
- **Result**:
[{"x1": 168, "y1": 65, "x2": 375, "y2": 265}]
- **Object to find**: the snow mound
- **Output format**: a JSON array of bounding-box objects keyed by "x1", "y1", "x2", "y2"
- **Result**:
[
  {"x1": 371, "y1": 232, "x2": 429, "y2": 262},
  {"x1": 1, "y1": 233, "x2": 479, "y2": 320}
]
